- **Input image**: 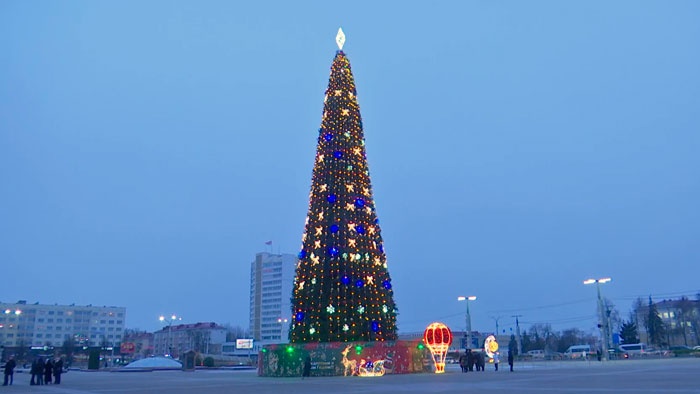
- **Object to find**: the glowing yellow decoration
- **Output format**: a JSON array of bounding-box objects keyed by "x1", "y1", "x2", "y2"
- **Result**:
[
  {"x1": 358, "y1": 359, "x2": 386, "y2": 377},
  {"x1": 484, "y1": 335, "x2": 499, "y2": 358},
  {"x1": 346, "y1": 203, "x2": 355, "y2": 211},
  {"x1": 348, "y1": 91, "x2": 354, "y2": 98},
  {"x1": 314, "y1": 240, "x2": 321, "y2": 249},
  {"x1": 315, "y1": 227, "x2": 323, "y2": 235},
  {"x1": 341, "y1": 109, "x2": 350, "y2": 116},
  {"x1": 366, "y1": 275, "x2": 374, "y2": 285},
  {"x1": 334, "y1": 89, "x2": 342, "y2": 96},
  {"x1": 365, "y1": 207, "x2": 372, "y2": 214},
  {"x1": 302, "y1": 233, "x2": 307, "y2": 241},
  {"x1": 347, "y1": 223, "x2": 356, "y2": 232},
  {"x1": 353, "y1": 147, "x2": 361, "y2": 155},
  {"x1": 374, "y1": 257, "x2": 381, "y2": 266},
  {"x1": 349, "y1": 239, "x2": 356, "y2": 247},
  {"x1": 320, "y1": 184, "x2": 327, "y2": 191},
  {"x1": 363, "y1": 187, "x2": 370, "y2": 196},
  {"x1": 310, "y1": 253, "x2": 320, "y2": 266},
  {"x1": 298, "y1": 281, "x2": 305, "y2": 290},
  {"x1": 336, "y1": 27, "x2": 346, "y2": 50},
  {"x1": 346, "y1": 184, "x2": 354, "y2": 192},
  {"x1": 368, "y1": 226, "x2": 376, "y2": 234},
  {"x1": 305, "y1": 216, "x2": 309, "y2": 225},
  {"x1": 424, "y1": 322, "x2": 453, "y2": 374},
  {"x1": 318, "y1": 154, "x2": 324, "y2": 162}
]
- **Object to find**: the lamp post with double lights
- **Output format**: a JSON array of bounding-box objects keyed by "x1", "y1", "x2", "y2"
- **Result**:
[
  {"x1": 584, "y1": 277, "x2": 612, "y2": 360},
  {"x1": 159, "y1": 314, "x2": 182, "y2": 357},
  {"x1": 458, "y1": 296, "x2": 477, "y2": 349}
]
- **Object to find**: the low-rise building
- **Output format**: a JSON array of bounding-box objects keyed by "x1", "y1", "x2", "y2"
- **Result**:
[
  {"x1": 636, "y1": 298, "x2": 700, "y2": 347},
  {"x1": 153, "y1": 322, "x2": 227, "y2": 357}
]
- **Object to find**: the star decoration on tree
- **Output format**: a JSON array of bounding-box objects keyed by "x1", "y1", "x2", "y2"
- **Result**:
[
  {"x1": 343, "y1": 324, "x2": 349, "y2": 332},
  {"x1": 368, "y1": 226, "x2": 376, "y2": 234},
  {"x1": 366, "y1": 275, "x2": 374, "y2": 285},
  {"x1": 382, "y1": 304, "x2": 389, "y2": 313},
  {"x1": 358, "y1": 306, "x2": 365, "y2": 314},
  {"x1": 314, "y1": 240, "x2": 321, "y2": 249},
  {"x1": 347, "y1": 223, "x2": 356, "y2": 232},
  {"x1": 315, "y1": 227, "x2": 323, "y2": 235},
  {"x1": 320, "y1": 184, "x2": 327, "y2": 191},
  {"x1": 310, "y1": 327, "x2": 316, "y2": 334},
  {"x1": 374, "y1": 257, "x2": 381, "y2": 266},
  {"x1": 341, "y1": 109, "x2": 350, "y2": 116},
  {"x1": 310, "y1": 254, "x2": 320, "y2": 266},
  {"x1": 334, "y1": 89, "x2": 342, "y2": 96},
  {"x1": 353, "y1": 147, "x2": 361, "y2": 156},
  {"x1": 345, "y1": 184, "x2": 354, "y2": 192},
  {"x1": 349, "y1": 239, "x2": 356, "y2": 247},
  {"x1": 298, "y1": 281, "x2": 305, "y2": 290},
  {"x1": 346, "y1": 203, "x2": 355, "y2": 211},
  {"x1": 326, "y1": 305, "x2": 335, "y2": 314},
  {"x1": 318, "y1": 154, "x2": 324, "y2": 162},
  {"x1": 363, "y1": 187, "x2": 370, "y2": 196}
]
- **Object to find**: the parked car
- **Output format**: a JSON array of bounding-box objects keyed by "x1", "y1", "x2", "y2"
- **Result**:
[
  {"x1": 565, "y1": 345, "x2": 591, "y2": 359},
  {"x1": 619, "y1": 343, "x2": 646, "y2": 357},
  {"x1": 526, "y1": 350, "x2": 545, "y2": 359}
]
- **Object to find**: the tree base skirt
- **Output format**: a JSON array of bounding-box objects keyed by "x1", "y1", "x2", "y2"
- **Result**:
[{"x1": 258, "y1": 340, "x2": 432, "y2": 377}]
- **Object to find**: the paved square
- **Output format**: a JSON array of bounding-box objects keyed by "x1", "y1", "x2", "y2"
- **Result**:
[{"x1": 3, "y1": 358, "x2": 699, "y2": 393}]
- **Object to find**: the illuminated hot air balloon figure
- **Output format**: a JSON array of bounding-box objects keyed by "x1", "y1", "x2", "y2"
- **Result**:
[{"x1": 423, "y1": 322, "x2": 453, "y2": 374}]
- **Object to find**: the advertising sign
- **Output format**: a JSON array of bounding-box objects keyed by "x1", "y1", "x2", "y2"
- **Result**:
[{"x1": 236, "y1": 339, "x2": 254, "y2": 349}]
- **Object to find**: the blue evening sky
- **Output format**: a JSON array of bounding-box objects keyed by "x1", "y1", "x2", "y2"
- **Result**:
[{"x1": 1, "y1": 1, "x2": 699, "y2": 334}]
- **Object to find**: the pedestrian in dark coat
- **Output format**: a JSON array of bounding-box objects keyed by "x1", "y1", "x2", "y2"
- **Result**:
[
  {"x1": 30, "y1": 358, "x2": 39, "y2": 385},
  {"x1": 54, "y1": 358, "x2": 64, "y2": 384},
  {"x1": 36, "y1": 357, "x2": 45, "y2": 385},
  {"x1": 459, "y1": 352, "x2": 467, "y2": 373},
  {"x1": 508, "y1": 349, "x2": 514, "y2": 372},
  {"x1": 467, "y1": 349, "x2": 474, "y2": 371},
  {"x1": 44, "y1": 358, "x2": 53, "y2": 384},
  {"x1": 3, "y1": 356, "x2": 16, "y2": 386},
  {"x1": 478, "y1": 352, "x2": 486, "y2": 371},
  {"x1": 302, "y1": 355, "x2": 311, "y2": 379}
]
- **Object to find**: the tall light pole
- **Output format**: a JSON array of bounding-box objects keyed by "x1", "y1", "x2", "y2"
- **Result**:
[
  {"x1": 490, "y1": 316, "x2": 503, "y2": 338},
  {"x1": 159, "y1": 314, "x2": 182, "y2": 357},
  {"x1": 458, "y1": 296, "x2": 477, "y2": 349},
  {"x1": 512, "y1": 315, "x2": 523, "y2": 355},
  {"x1": 584, "y1": 277, "x2": 611, "y2": 360}
]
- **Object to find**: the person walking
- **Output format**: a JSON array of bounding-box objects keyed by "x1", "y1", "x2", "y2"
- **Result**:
[
  {"x1": 508, "y1": 349, "x2": 514, "y2": 372},
  {"x1": 478, "y1": 352, "x2": 486, "y2": 372},
  {"x1": 44, "y1": 358, "x2": 53, "y2": 384},
  {"x1": 301, "y1": 355, "x2": 311, "y2": 379},
  {"x1": 53, "y1": 357, "x2": 64, "y2": 385},
  {"x1": 493, "y1": 352, "x2": 499, "y2": 371},
  {"x1": 467, "y1": 349, "x2": 474, "y2": 372},
  {"x1": 3, "y1": 356, "x2": 16, "y2": 386}
]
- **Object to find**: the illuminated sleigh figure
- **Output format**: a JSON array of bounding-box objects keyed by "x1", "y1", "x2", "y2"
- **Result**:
[
  {"x1": 423, "y1": 322, "x2": 453, "y2": 374},
  {"x1": 358, "y1": 359, "x2": 387, "y2": 377}
]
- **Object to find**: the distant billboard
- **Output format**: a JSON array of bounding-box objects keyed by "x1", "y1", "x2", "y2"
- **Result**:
[{"x1": 236, "y1": 339, "x2": 254, "y2": 349}]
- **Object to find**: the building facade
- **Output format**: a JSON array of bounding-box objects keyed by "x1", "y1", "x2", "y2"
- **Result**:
[
  {"x1": 0, "y1": 300, "x2": 126, "y2": 348},
  {"x1": 249, "y1": 252, "x2": 295, "y2": 344},
  {"x1": 153, "y1": 322, "x2": 227, "y2": 357},
  {"x1": 637, "y1": 298, "x2": 700, "y2": 347}
]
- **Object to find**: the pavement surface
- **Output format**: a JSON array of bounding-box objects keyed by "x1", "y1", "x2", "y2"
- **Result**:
[{"x1": 2, "y1": 358, "x2": 699, "y2": 393}]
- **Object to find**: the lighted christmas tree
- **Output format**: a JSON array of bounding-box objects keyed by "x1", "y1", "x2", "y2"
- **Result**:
[{"x1": 290, "y1": 29, "x2": 397, "y2": 343}]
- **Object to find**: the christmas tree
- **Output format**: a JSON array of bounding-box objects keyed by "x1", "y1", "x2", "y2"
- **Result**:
[{"x1": 290, "y1": 29, "x2": 397, "y2": 343}]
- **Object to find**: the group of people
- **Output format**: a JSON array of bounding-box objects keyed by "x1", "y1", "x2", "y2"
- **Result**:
[
  {"x1": 28, "y1": 356, "x2": 64, "y2": 385},
  {"x1": 459, "y1": 349, "x2": 515, "y2": 373}
]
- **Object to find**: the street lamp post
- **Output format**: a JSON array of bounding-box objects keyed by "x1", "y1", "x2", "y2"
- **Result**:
[
  {"x1": 159, "y1": 314, "x2": 182, "y2": 357},
  {"x1": 584, "y1": 277, "x2": 612, "y2": 360},
  {"x1": 458, "y1": 296, "x2": 477, "y2": 349}
]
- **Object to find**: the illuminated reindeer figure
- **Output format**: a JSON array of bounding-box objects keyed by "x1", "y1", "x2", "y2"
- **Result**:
[{"x1": 341, "y1": 345, "x2": 358, "y2": 376}]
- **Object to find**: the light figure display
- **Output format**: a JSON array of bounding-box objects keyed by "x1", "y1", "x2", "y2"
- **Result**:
[
  {"x1": 423, "y1": 322, "x2": 452, "y2": 373},
  {"x1": 484, "y1": 335, "x2": 499, "y2": 358}
]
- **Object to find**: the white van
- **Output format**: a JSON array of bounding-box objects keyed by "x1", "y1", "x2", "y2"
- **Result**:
[
  {"x1": 565, "y1": 345, "x2": 591, "y2": 358},
  {"x1": 526, "y1": 350, "x2": 545, "y2": 358},
  {"x1": 619, "y1": 343, "x2": 646, "y2": 356}
]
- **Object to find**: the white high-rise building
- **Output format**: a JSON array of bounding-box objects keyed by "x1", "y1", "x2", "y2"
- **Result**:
[{"x1": 249, "y1": 252, "x2": 295, "y2": 344}]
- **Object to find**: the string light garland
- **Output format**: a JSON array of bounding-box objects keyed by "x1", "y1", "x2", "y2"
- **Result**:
[{"x1": 289, "y1": 35, "x2": 398, "y2": 343}]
